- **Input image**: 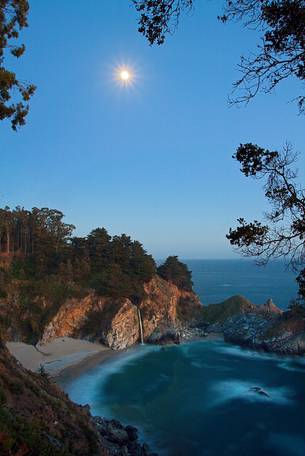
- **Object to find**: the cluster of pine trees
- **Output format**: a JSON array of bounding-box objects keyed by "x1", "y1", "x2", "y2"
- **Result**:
[
  {"x1": 0, "y1": 207, "x2": 193, "y2": 303},
  {"x1": 0, "y1": 207, "x2": 156, "y2": 302}
]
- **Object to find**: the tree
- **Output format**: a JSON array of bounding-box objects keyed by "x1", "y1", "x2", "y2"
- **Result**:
[
  {"x1": 0, "y1": 0, "x2": 35, "y2": 130},
  {"x1": 227, "y1": 143, "x2": 305, "y2": 302},
  {"x1": 0, "y1": 206, "x2": 75, "y2": 276},
  {"x1": 94, "y1": 234, "x2": 156, "y2": 302},
  {"x1": 220, "y1": 0, "x2": 305, "y2": 112},
  {"x1": 87, "y1": 228, "x2": 111, "y2": 273},
  {"x1": 134, "y1": 0, "x2": 305, "y2": 112},
  {"x1": 157, "y1": 255, "x2": 193, "y2": 291},
  {"x1": 133, "y1": 0, "x2": 193, "y2": 45}
]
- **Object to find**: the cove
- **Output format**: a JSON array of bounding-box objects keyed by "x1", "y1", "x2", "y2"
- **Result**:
[{"x1": 61, "y1": 341, "x2": 305, "y2": 456}]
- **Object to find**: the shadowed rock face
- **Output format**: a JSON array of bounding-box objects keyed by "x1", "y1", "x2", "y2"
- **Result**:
[
  {"x1": 207, "y1": 297, "x2": 305, "y2": 356},
  {"x1": 41, "y1": 276, "x2": 202, "y2": 350},
  {"x1": 41, "y1": 295, "x2": 140, "y2": 350},
  {"x1": 223, "y1": 311, "x2": 305, "y2": 355}
]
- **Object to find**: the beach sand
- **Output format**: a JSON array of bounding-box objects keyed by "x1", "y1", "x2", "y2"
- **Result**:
[
  {"x1": 6, "y1": 337, "x2": 113, "y2": 376},
  {"x1": 6, "y1": 334, "x2": 223, "y2": 381}
]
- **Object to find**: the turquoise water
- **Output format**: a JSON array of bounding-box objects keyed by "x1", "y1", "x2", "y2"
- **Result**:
[
  {"x1": 184, "y1": 260, "x2": 298, "y2": 309},
  {"x1": 62, "y1": 342, "x2": 305, "y2": 456}
]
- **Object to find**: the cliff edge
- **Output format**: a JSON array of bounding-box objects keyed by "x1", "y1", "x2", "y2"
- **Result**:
[{"x1": 41, "y1": 275, "x2": 202, "y2": 349}]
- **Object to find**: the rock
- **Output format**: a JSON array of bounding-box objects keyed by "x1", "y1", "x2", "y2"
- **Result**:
[
  {"x1": 92, "y1": 417, "x2": 156, "y2": 455},
  {"x1": 126, "y1": 425, "x2": 138, "y2": 441},
  {"x1": 107, "y1": 426, "x2": 129, "y2": 445},
  {"x1": 127, "y1": 441, "x2": 143, "y2": 456},
  {"x1": 41, "y1": 275, "x2": 202, "y2": 350},
  {"x1": 147, "y1": 328, "x2": 180, "y2": 345},
  {"x1": 223, "y1": 313, "x2": 273, "y2": 346},
  {"x1": 222, "y1": 306, "x2": 305, "y2": 356},
  {"x1": 250, "y1": 386, "x2": 270, "y2": 397},
  {"x1": 206, "y1": 323, "x2": 223, "y2": 333},
  {"x1": 258, "y1": 299, "x2": 282, "y2": 316}
]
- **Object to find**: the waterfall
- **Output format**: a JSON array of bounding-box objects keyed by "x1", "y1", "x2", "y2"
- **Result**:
[{"x1": 137, "y1": 307, "x2": 144, "y2": 345}]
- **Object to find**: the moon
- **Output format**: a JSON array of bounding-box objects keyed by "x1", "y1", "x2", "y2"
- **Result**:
[
  {"x1": 120, "y1": 69, "x2": 131, "y2": 81},
  {"x1": 115, "y1": 66, "x2": 134, "y2": 86}
]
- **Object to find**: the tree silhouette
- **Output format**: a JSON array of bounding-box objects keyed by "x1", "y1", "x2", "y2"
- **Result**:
[
  {"x1": 134, "y1": 0, "x2": 305, "y2": 112},
  {"x1": 0, "y1": 0, "x2": 35, "y2": 130},
  {"x1": 227, "y1": 143, "x2": 305, "y2": 302}
]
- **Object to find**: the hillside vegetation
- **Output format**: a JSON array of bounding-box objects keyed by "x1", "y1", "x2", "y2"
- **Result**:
[{"x1": 0, "y1": 206, "x2": 193, "y2": 344}]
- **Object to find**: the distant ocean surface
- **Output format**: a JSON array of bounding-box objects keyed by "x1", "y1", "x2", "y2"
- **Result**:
[{"x1": 184, "y1": 259, "x2": 298, "y2": 309}]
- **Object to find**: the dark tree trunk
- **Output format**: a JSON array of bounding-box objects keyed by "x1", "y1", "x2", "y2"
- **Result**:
[{"x1": 6, "y1": 227, "x2": 10, "y2": 253}]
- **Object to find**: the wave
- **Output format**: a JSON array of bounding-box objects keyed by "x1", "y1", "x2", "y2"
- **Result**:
[
  {"x1": 214, "y1": 344, "x2": 278, "y2": 362},
  {"x1": 278, "y1": 360, "x2": 305, "y2": 373},
  {"x1": 215, "y1": 343, "x2": 305, "y2": 374},
  {"x1": 209, "y1": 379, "x2": 294, "y2": 407}
]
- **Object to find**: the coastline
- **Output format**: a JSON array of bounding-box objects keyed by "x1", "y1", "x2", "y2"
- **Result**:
[
  {"x1": 6, "y1": 334, "x2": 224, "y2": 384},
  {"x1": 6, "y1": 337, "x2": 115, "y2": 377},
  {"x1": 55, "y1": 346, "x2": 125, "y2": 384}
]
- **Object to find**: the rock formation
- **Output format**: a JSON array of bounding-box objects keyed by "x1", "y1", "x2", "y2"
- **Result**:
[
  {"x1": 201, "y1": 295, "x2": 305, "y2": 356},
  {"x1": 223, "y1": 309, "x2": 305, "y2": 355},
  {"x1": 41, "y1": 275, "x2": 202, "y2": 350}
]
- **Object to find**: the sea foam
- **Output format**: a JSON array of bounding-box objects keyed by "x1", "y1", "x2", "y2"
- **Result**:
[{"x1": 209, "y1": 379, "x2": 294, "y2": 407}]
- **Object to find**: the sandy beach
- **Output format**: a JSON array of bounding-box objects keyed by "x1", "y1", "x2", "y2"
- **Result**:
[{"x1": 6, "y1": 337, "x2": 113, "y2": 376}]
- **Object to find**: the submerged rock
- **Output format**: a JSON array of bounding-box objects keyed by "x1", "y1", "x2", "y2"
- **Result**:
[{"x1": 249, "y1": 386, "x2": 270, "y2": 397}]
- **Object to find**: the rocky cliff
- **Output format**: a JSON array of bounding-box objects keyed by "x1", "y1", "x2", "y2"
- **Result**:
[
  {"x1": 222, "y1": 304, "x2": 305, "y2": 355},
  {"x1": 201, "y1": 295, "x2": 305, "y2": 356},
  {"x1": 41, "y1": 275, "x2": 202, "y2": 349}
]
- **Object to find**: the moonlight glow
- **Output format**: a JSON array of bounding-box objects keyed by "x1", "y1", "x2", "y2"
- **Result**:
[
  {"x1": 115, "y1": 66, "x2": 135, "y2": 86},
  {"x1": 120, "y1": 70, "x2": 131, "y2": 81}
]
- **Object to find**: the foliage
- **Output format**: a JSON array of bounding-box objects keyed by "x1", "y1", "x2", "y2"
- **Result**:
[
  {"x1": 157, "y1": 255, "x2": 193, "y2": 291},
  {"x1": 227, "y1": 143, "x2": 305, "y2": 301},
  {"x1": 0, "y1": 206, "x2": 75, "y2": 277},
  {"x1": 134, "y1": 0, "x2": 305, "y2": 112},
  {"x1": 133, "y1": 0, "x2": 193, "y2": 45},
  {"x1": 87, "y1": 233, "x2": 156, "y2": 301},
  {"x1": 220, "y1": 0, "x2": 305, "y2": 112},
  {"x1": 0, "y1": 406, "x2": 68, "y2": 455},
  {"x1": 201, "y1": 295, "x2": 254, "y2": 324},
  {"x1": 288, "y1": 299, "x2": 305, "y2": 315},
  {"x1": 0, "y1": 0, "x2": 35, "y2": 130},
  {"x1": 0, "y1": 205, "x2": 156, "y2": 308}
]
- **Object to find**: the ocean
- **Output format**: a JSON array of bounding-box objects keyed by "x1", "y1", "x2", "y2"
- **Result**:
[
  {"x1": 61, "y1": 259, "x2": 304, "y2": 456},
  {"x1": 185, "y1": 259, "x2": 298, "y2": 309},
  {"x1": 62, "y1": 343, "x2": 305, "y2": 456}
]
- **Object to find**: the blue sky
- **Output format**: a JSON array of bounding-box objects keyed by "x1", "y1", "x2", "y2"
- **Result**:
[{"x1": 1, "y1": 0, "x2": 304, "y2": 259}]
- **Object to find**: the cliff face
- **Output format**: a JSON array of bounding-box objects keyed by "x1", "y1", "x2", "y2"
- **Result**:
[
  {"x1": 223, "y1": 306, "x2": 305, "y2": 355},
  {"x1": 201, "y1": 295, "x2": 305, "y2": 356},
  {"x1": 41, "y1": 276, "x2": 202, "y2": 349},
  {"x1": 41, "y1": 295, "x2": 140, "y2": 350}
]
